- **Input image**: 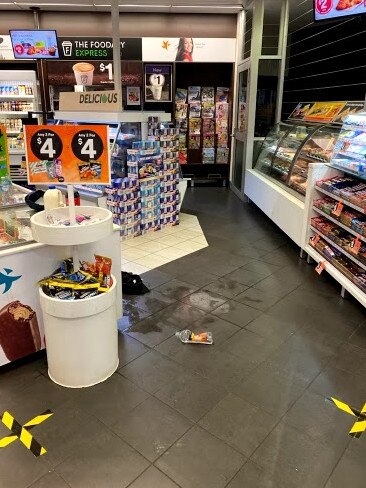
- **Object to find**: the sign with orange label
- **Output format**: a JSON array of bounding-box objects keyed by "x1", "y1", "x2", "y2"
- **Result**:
[
  {"x1": 25, "y1": 125, "x2": 110, "y2": 185},
  {"x1": 349, "y1": 235, "x2": 361, "y2": 255},
  {"x1": 315, "y1": 260, "x2": 326, "y2": 275},
  {"x1": 331, "y1": 201, "x2": 343, "y2": 218},
  {"x1": 304, "y1": 102, "x2": 346, "y2": 123},
  {"x1": 311, "y1": 234, "x2": 321, "y2": 245}
]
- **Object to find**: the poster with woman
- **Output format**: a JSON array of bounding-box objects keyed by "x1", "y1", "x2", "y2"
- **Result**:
[{"x1": 175, "y1": 38, "x2": 194, "y2": 62}]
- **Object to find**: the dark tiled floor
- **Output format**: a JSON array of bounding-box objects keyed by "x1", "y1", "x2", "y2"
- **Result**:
[{"x1": 1, "y1": 188, "x2": 365, "y2": 488}]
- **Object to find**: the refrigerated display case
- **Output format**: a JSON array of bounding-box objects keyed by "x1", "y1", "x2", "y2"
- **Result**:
[
  {"x1": 0, "y1": 70, "x2": 40, "y2": 182},
  {"x1": 254, "y1": 122, "x2": 341, "y2": 196}
]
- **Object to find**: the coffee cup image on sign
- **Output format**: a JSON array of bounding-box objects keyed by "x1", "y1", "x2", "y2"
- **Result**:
[
  {"x1": 62, "y1": 40, "x2": 73, "y2": 56},
  {"x1": 73, "y1": 62, "x2": 95, "y2": 85},
  {"x1": 148, "y1": 73, "x2": 165, "y2": 100},
  {"x1": 0, "y1": 301, "x2": 41, "y2": 362}
]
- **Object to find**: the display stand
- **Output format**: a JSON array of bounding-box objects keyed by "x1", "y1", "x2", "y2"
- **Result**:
[
  {"x1": 31, "y1": 186, "x2": 119, "y2": 388},
  {"x1": 302, "y1": 163, "x2": 366, "y2": 308}
]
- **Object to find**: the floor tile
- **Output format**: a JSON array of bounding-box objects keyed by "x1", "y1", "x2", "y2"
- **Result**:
[
  {"x1": 202, "y1": 278, "x2": 248, "y2": 299},
  {"x1": 128, "y1": 466, "x2": 180, "y2": 488},
  {"x1": 328, "y1": 343, "x2": 366, "y2": 378},
  {"x1": 122, "y1": 262, "x2": 150, "y2": 275},
  {"x1": 155, "y1": 426, "x2": 246, "y2": 488},
  {"x1": 123, "y1": 290, "x2": 176, "y2": 315},
  {"x1": 234, "y1": 288, "x2": 281, "y2": 311},
  {"x1": 153, "y1": 235, "x2": 188, "y2": 246},
  {"x1": 176, "y1": 269, "x2": 217, "y2": 287},
  {"x1": 32, "y1": 401, "x2": 112, "y2": 469},
  {"x1": 199, "y1": 393, "x2": 277, "y2": 457},
  {"x1": 266, "y1": 329, "x2": 342, "y2": 383},
  {"x1": 132, "y1": 241, "x2": 170, "y2": 252},
  {"x1": 119, "y1": 350, "x2": 183, "y2": 394},
  {"x1": 0, "y1": 439, "x2": 49, "y2": 488},
  {"x1": 347, "y1": 324, "x2": 366, "y2": 349},
  {"x1": 175, "y1": 240, "x2": 207, "y2": 252},
  {"x1": 244, "y1": 312, "x2": 301, "y2": 341},
  {"x1": 71, "y1": 373, "x2": 149, "y2": 427},
  {"x1": 55, "y1": 429, "x2": 149, "y2": 488},
  {"x1": 140, "y1": 269, "x2": 173, "y2": 290},
  {"x1": 221, "y1": 328, "x2": 283, "y2": 364},
  {"x1": 154, "y1": 247, "x2": 190, "y2": 260},
  {"x1": 251, "y1": 422, "x2": 343, "y2": 488},
  {"x1": 253, "y1": 275, "x2": 301, "y2": 296},
  {"x1": 180, "y1": 290, "x2": 227, "y2": 313},
  {"x1": 226, "y1": 460, "x2": 291, "y2": 488},
  {"x1": 134, "y1": 255, "x2": 172, "y2": 269},
  {"x1": 123, "y1": 248, "x2": 151, "y2": 260},
  {"x1": 155, "y1": 372, "x2": 226, "y2": 422},
  {"x1": 1, "y1": 375, "x2": 71, "y2": 419},
  {"x1": 154, "y1": 279, "x2": 200, "y2": 300},
  {"x1": 325, "y1": 439, "x2": 366, "y2": 488},
  {"x1": 224, "y1": 267, "x2": 266, "y2": 287},
  {"x1": 309, "y1": 366, "x2": 366, "y2": 408},
  {"x1": 234, "y1": 362, "x2": 308, "y2": 418},
  {"x1": 118, "y1": 304, "x2": 152, "y2": 332},
  {"x1": 190, "y1": 314, "x2": 240, "y2": 345},
  {"x1": 283, "y1": 390, "x2": 351, "y2": 450},
  {"x1": 29, "y1": 472, "x2": 70, "y2": 488},
  {"x1": 117, "y1": 333, "x2": 149, "y2": 368},
  {"x1": 112, "y1": 396, "x2": 192, "y2": 462},
  {"x1": 0, "y1": 360, "x2": 42, "y2": 398},
  {"x1": 211, "y1": 300, "x2": 262, "y2": 328},
  {"x1": 153, "y1": 302, "x2": 206, "y2": 328},
  {"x1": 124, "y1": 315, "x2": 177, "y2": 348}
]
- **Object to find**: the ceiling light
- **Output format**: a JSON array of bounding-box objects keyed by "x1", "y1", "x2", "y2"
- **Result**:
[
  {"x1": 172, "y1": 4, "x2": 243, "y2": 8},
  {"x1": 118, "y1": 4, "x2": 170, "y2": 6}
]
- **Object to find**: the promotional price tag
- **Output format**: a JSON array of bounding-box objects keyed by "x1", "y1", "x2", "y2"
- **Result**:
[
  {"x1": 25, "y1": 125, "x2": 110, "y2": 185},
  {"x1": 331, "y1": 201, "x2": 343, "y2": 218},
  {"x1": 311, "y1": 234, "x2": 321, "y2": 245},
  {"x1": 315, "y1": 261, "x2": 326, "y2": 275},
  {"x1": 349, "y1": 235, "x2": 361, "y2": 255}
]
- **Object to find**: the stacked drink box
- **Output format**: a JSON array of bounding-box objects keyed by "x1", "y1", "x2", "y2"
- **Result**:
[
  {"x1": 148, "y1": 125, "x2": 180, "y2": 228},
  {"x1": 106, "y1": 177, "x2": 141, "y2": 239},
  {"x1": 127, "y1": 140, "x2": 163, "y2": 235}
]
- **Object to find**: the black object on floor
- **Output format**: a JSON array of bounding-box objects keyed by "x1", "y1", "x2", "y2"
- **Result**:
[{"x1": 122, "y1": 271, "x2": 150, "y2": 295}]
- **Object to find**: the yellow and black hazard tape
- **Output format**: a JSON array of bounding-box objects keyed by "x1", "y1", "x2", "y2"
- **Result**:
[
  {"x1": 327, "y1": 397, "x2": 366, "y2": 439},
  {"x1": 0, "y1": 410, "x2": 53, "y2": 457}
]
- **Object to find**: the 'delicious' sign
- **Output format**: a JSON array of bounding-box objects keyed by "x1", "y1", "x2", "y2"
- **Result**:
[{"x1": 59, "y1": 90, "x2": 121, "y2": 112}]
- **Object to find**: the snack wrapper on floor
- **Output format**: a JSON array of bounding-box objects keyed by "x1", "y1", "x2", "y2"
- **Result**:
[{"x1": 176, "y1": 330, "x2": 213, "y2": 345}]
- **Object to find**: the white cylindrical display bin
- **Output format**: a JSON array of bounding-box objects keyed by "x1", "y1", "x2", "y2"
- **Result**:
[{"x1": 39, "y1": 276, "x2": 119, "y2": 388}]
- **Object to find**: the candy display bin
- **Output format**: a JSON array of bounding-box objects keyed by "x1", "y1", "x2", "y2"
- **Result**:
[
  {"x1": 39, "y1": 276, "x2": 118, "y2": 388},
  {"x1": 32, "y1": 204, "x2": 119, "y2": 388}
]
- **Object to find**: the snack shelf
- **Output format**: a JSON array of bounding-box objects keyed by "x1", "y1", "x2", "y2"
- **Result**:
[
  {"x1": 0, "y1": 111, "x2": 29, "y2": 116},
  {"x1": 0, "y1": 95, "x2": 34, "y2": 99},
  {"x1": 302, "y1": 154, "x2": 330, "y2": 164},
  {"x1": 309, "y1": 225, "x2": 366, "y2": 272},
  {"x1": 305, "y1": 243, "x2": 366, "y2": 308},
  {"x1": 314, "y1": 185, "x2": 365, "y2": 213},
  {"x1": 327, "y1": 163, "x2": 366, "y2": 182},
  {"x1": 312, "y1": 206, "x2": 366, "y2": 243}
]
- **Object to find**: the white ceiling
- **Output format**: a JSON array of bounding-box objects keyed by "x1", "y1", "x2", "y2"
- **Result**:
[{"x1": 0, "y1": 0, "x2": 246, "y2": 13}]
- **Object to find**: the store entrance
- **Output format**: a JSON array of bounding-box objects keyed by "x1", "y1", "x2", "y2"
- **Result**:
[{"x1": 232, "y1": 63, "x2": 249, "y2": 196}]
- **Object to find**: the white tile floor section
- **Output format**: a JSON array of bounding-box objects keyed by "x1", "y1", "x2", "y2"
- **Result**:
[{"x1": 121, "y1": 213, "x2": 208, "y2": 273}]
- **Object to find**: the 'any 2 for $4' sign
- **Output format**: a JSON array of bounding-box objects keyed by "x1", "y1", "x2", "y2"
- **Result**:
[{"x1": 24, "y1": 125, "x2": 110, "y2": 185}]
